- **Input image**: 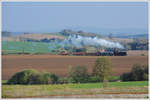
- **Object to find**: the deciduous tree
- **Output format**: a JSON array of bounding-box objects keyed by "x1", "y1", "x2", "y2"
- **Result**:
[{"x1": 93, "y1": 57, "x2": 112, "y2": 87}]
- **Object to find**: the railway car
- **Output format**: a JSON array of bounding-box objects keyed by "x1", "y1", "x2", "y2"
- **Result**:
[
  {"x1": 85, "y1": 52, "x2": 99, "y2": 56},
  {"x1": 72, "y1": 52, "x2": 85, "y2": 56},
  {"x1": 60, "y1": 51, "x2": 69, "y2": 55}
]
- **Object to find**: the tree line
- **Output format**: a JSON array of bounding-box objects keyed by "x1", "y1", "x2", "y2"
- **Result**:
[{"x1": 7, "y1": 57, "x2": 148, "y2": 88}]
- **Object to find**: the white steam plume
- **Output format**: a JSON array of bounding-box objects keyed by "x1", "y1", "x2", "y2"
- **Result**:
[{"x1": 61, "y1": 35, "x2": 124, "y2": 49}]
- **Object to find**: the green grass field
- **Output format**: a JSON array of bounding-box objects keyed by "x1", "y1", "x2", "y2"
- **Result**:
[
  {"x1": 2, "y1": 41, "x2": 61, "y2": 54},
  {"x1": 2, "y1": 81, "x2": 148, "y2": 98}
]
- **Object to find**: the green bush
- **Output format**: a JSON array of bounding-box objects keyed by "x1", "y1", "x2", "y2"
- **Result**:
[
  {"x1": 68, "y1": 65, "x2": 89, "y2": 83},
  {"x1": 58, "y1": 77, "x2": 69, "y2": 84},
  {"x1": 8, "y1": 69, "x2": 39, "y2": 84},
  {"x1": 120, "y1": 72, "x2": 133, "y2": 81},
  {"x1": 143, "y1": 73, "x2": 148, "y2": 80},
  {"x1": 28, "y1": 72, "x2": 58, "y2": 84},
  {"x1": 120, "y1": 64, "x2": 148, "y2": 81},
  {"x1": 7, "y1": 69, "x2": 59, "y2": 84},
  {"x1": 108, "y1": 76, "x2": 120, "y2": 82},
  {"x1": 87, "y1": 76, "x2": 120, "y2": 83},
  {"x1": 131, "y1": 64, "x2": 145, "y2": 81},
  {"x1": 88, "y1": 76, "x2": 102, "y2": 83},
  {"x1": 28, "y1": 72, "x2": 42, "y2": 84},
  {"x1": 58, "y1": 77, "x2": 75, "y2": 84},
  {"x1": 141, "y1": 54, "x2": 145, "y2": 56},
  {"x1": 47, "y1": 73, "x2": 59, "y2": 84}
]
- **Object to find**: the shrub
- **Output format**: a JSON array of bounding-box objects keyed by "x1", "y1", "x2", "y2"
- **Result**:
[
  {"x1": 143, "y1": 73, "x2": 148, "y2": 80},
  {"x1": 120, "y1": 64, "x2": 148, "y2": 81},
  {"x1": 131, "y1": 64, "x2": 145, "y2": 81},
  {"x1": 68, "y1": 65, "x2": 89, "y2": 83},
  {"x1": 120, "y1": 72, "x2": 133, "y2": 81},
  {"x1": 29, "y1": 72, "x2": 59, "y2": 84},
  {"x1": 108, "y1": 76, "x2": 120, "y2": 82},
  {"x1": 58, "y1": 77, "x2": 75, "y2": 84},
  {"x1": 88, "y1": 76, "x2": 102, "y2": 83},
  {"x1": 88, "y1": 76, "x2": 120, "y2": 83},
  {"x1": 47, "y1": 73, "x2": 59, "y2": 84},
  {"x1": 58, "y1": 77, "x2": 69, "y2": 84},
  {"x1": 28, "y1": 72, "x2": 42, "y2": 84},
  {"x1": 7, "y1": 69, "x2": 59, "y2": 84},
  {"x1": 7, "y1": 69, "x2": 39, "y2": 84},
  {"x1": 141, "y1": 54, "x2": 145, "y2": 56}
]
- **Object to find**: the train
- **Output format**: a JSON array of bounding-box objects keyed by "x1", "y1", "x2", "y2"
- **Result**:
[{"x1": 60, "y1": 49, "x2": 127, "y2": 56}]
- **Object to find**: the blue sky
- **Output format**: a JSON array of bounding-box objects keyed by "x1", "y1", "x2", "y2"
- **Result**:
[{"x1": 2, "y1": 2, "x2": 148, "y2": 34}]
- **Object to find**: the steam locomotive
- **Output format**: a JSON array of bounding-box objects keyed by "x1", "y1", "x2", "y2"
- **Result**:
[{"x1": 60, "y1": 48, "x2": 127, "y2": 56}]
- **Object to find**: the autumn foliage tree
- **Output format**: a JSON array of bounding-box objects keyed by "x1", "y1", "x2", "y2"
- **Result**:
[{"x1": 92, "y1": 57, "x2": 112, "y2": 87}]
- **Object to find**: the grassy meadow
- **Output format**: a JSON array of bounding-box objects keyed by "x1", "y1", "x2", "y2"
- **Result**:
[
  {"x1": 2, "y1": 81, "x2": 148, "y2": 98},
  {"x1": 2, "y1": 41, "x2": 61, "y2": 54}
]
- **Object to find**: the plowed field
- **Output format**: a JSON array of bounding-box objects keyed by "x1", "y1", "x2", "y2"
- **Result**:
[{"x1": 2, "y1": 55, "x2": 148, "y2": 80}]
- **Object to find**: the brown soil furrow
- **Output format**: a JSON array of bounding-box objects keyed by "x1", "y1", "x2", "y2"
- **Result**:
[{"x1": 2, "y1": 55, "x2": 148, "y2": 80}]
